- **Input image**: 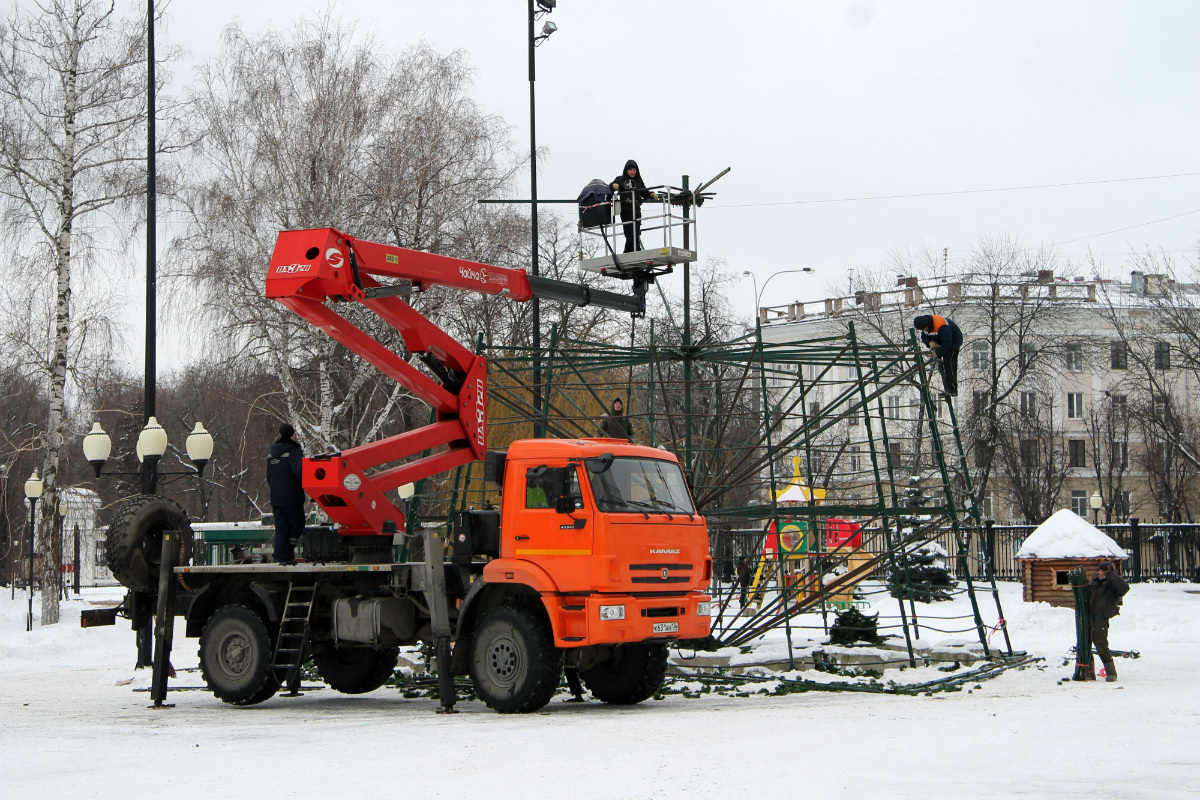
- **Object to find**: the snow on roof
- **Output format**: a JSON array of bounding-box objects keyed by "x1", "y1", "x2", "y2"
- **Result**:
[{"x1": 1014, "y1": 509, "x2": 1127, "y2": 560}]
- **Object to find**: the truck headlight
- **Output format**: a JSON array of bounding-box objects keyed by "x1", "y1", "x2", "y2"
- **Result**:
[
  {"x1": 599, "y1": 604, "x2": 625, "y2": 621},
  {"x1": 696, "y1": 601, "x2": 711, "y2": 617}
]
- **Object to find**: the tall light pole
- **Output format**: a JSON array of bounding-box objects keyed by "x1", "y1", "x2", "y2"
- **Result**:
[
  {"x1": 528, "y1": 0, "x2": 556, "y2": 437},
  {"x1": 145, "y1": 0, "x2": 158, "y2": 484},
  {"x1": 24, "y1": 471, "x2": 43, "y2": 631}
]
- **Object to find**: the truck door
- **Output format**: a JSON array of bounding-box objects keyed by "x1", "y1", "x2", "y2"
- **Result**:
[{"x1": 516, "y1": 464, "x2": 593, "y2": 593}]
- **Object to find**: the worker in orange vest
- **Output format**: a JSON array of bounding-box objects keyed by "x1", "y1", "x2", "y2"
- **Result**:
[{"x1": 914, "y1": 314, "x2": 962, "y2": 397}]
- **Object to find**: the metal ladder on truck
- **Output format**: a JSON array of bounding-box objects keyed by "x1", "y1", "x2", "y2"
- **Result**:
[{"x1": 273, "y1": 582, "x2": 317, "y2": 695}]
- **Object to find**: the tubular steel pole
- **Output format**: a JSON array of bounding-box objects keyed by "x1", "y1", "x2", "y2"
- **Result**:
[
  {"x1": 755, "y1": 321, "x2": 795, "y2": 669},
  {"x1": 527, "y1": 0, "x2": 542, "y2": 437},
  {"x1": 145, "y1": 0, "x2": 156, "y2": 424}
]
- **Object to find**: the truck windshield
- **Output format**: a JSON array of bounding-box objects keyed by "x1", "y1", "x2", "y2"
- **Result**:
[{"x1": 587, "y1": 457, "x2": 696, "y2": 516}]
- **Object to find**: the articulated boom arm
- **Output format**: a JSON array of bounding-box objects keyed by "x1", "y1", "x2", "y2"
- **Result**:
[{"x1": 265, "y1": 227, "x2": 646, "y2": 536}]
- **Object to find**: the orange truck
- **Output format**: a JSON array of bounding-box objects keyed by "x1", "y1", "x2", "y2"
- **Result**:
[{"x1": 89, "y1": 228, "x2": 710, "y2": 713}]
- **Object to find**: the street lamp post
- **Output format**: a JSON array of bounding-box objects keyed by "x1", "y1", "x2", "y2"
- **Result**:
[
  {"x1": 24, "y1": 471, "x2": 43, "y2": 631},
  {"x1": 743, "y1": 268, "x2": 815, "y2": 317},
  {"x1": 1090, "y1": 491, "x2": 1103, "y2": 526},
  {"x1": 84, "y1": 418, "x2": 213, "y2": 494},
  {"x1": 528, "y1": 0, "x2": 556, "y2": 437}
]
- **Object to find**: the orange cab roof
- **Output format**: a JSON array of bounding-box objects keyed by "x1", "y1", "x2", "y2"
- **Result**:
[{"x1": 505, "y1": 437, "x2": 680, "y2": 463}]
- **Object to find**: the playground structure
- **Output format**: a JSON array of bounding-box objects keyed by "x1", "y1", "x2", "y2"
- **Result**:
[{"x1": 407, "y1": 310, "x2": 1016, "y2": 669}]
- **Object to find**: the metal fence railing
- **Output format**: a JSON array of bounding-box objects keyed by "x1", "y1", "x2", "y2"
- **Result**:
[{"x1": 710, "y1": 519, "x2": 1200, "y2": 585}]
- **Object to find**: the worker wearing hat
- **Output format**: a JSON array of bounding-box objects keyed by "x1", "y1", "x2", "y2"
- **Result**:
[
  {"x1": 1088, "y1": 561, "x2": 1130, "y2": 682},
  {"x1": 600, "y1": 397, "x2": 635, "y2": 441},
  {"x1": 914, "y1": 314, "x2": 963, "y2": 397}
]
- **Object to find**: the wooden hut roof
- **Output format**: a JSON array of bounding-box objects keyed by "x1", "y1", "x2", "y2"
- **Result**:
[{"x1": 1015, "y1": 509, "x2": 1127, "y2": 560}]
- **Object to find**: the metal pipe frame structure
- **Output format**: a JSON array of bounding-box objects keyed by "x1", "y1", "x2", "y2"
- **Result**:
[{"x1": 407, "y1": 323, "x2": 1016, "y2": 664}]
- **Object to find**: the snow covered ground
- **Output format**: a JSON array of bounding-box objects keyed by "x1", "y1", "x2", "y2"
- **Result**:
[{"x1": 1, "y1": 581, "x2": 1196, "y2": 799}]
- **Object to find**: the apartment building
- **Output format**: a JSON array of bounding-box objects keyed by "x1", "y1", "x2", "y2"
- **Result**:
[{"x1": 757, "y1": 270, "x2": 1198, "y2": 524}]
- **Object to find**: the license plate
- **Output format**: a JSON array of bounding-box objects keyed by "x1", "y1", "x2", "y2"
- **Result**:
[{"x1": 652, "y1": 621, "x2": 679, "y2": 634}]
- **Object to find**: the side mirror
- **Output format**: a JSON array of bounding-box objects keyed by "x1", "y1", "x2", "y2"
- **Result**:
[
  {"x1": 586, "y1": 453, "x2": 614, "y2": 474},
  {"x1": 548, "y1": 467, "x2": 572, "y2": 514}
]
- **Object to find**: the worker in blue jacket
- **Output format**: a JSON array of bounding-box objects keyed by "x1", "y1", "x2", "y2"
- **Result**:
[
  {"x1": 267, "y1": 423, "x2": 306, "y2": 564},
  {"x1": 914, "y1": 314, "x2": 963, "y2": 396}
]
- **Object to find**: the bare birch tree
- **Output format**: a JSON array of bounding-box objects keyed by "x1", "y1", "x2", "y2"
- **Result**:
[
  {"x1": 179, "y1": 16, "x2": 524, "y2": 456},
  {"x1": 0, "y1": 0, "x2": 149, "y2": 624}
]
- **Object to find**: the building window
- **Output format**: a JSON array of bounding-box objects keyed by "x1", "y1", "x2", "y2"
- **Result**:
[
  {"x1": 1019, "y1": 392, "x2": 1036, "y2": 417},
  {"x1": 972, "y1": 391, "x2": 991, "y2": 416},
  {"x1": 1064, "y1": 344, "x2": 1083, "y2": 373},
  {"x1": 1114, "y1": 490, "x2": 1132, "y2": 519},
  {"x1": 849, "y1": 446, "x2": 862, "y2": 472},
  {"x1": 887, "y1": 442, "x2": 902, "y2": 470},
  {"x1": 1066, "y1": 392, "x2": 1084, "y2": 420},
  {"x1": 970, "y1": 341, "x2": 989, "y2": 370},
  {"x1": 1110, "y1": 440, "x2": 1128, "y2": 469},
  {"x1": 980, "y1": 492, "x2": 993, "y2": 519},
  {"x1": 1154, "y1": 342, "x2": 1171, "y2": 370},
  {"x1": 1019, "y1": 439, "x2": 1038, "y2": 464},
  {"x1": 886, "y1": 394, "x2": 902, "y2": 420},
  {"x1": 973, "y1": 439, "x2": 991, "y2": 468},
  {"x1": 1019, "y1": 341, "x2": 1037, "y2": 371},
  {"x1": 1110, "y1": 394, "x2": 1128, "y2": 422},
  {"x1": 1068, "y1": 439, "x2": 1087, "y2": 468},
  {"x1": 1070, "y1": 489, "x2": 1088, "y2": 517},
  {"x1": 808, "y1": 401, "x2": 820, "y2": 417},
  {"x1": 1110, "y1": 341, "x2": 1127, "y2": 370}
]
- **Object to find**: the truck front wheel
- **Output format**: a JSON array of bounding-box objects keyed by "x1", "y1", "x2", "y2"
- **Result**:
[
  {"x1": 313, "y1": 646, "x2": 399, "y2": 694},
  {"x1": 199, "y1": 605, "x2": 280, "y2": 706},
  {"x1": 470, "y1": 605, "x2": 563, "y2": 713},
  {"x1": 580, "y1": 643, "x2": 669, "y2": 705}
]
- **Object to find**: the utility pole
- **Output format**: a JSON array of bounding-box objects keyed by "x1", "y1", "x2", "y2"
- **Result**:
[{"x1": 527, "y1": 0, "x2": 542, "y2": 437}]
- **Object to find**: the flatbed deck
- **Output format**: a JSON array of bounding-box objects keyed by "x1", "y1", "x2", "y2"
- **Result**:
[{"x1": 175, "y1": 562, "x2": 417, "y2": 575}]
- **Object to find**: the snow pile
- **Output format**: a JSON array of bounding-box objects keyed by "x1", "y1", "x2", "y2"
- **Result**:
[{"x1": 1014, "y1": 508, "x2": 1128, "y2": 560}]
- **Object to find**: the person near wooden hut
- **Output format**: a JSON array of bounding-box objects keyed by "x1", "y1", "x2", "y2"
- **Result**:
[{"x1": 1089, "y1": 560, "x2": 1129, "y2": 682}]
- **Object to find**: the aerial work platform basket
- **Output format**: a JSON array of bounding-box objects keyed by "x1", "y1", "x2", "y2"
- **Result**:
[{"x1": 577, "y1": 183, "x2": 698, "y2": 276}]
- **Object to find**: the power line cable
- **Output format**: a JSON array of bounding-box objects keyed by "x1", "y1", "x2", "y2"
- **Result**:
[{"x1": 709, "y1": 171, "x2": 1200, "y2": 209}]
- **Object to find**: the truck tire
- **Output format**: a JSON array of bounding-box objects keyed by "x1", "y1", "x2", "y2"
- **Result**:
[
  {"x1": 313, "y1": 646, "x2": 399, "y2": 694},
  {"x1": 580, "y1": 643, "x2": 669, "y2": 705},
  {"x1": 199, "y1": 605, "x2": 279, "y2": 706},
  {"x1": 470, "y1": 605, "x2": 563, "y2": 713},
  {"x1": 104, "y1": 494, "x2": 193, "y2": 592}
]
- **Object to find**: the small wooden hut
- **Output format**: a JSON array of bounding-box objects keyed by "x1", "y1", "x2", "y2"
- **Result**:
[{"x1": 1015, "y1": 509, "x2": 1127, "y2": 607}]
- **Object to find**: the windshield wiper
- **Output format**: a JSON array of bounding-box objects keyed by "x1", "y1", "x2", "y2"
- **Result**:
[
  {"x1": 652, "y1": 500, "x2": 695, "y2": 521},
  {"x1": 605, "y1": 498, "x2": 649, "y2": 519}
]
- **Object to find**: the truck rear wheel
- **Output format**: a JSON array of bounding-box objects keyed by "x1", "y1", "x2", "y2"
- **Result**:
[
  {"x1": 313, "y1": 646, "x2": 399, "y2": 694},
  {"x1": 199, "y1": 605, "x2": 279, "y2": 706},
  {"x1": 104, "y1": 494, "x2": 193, "y2": 592},
  {"x1": 580, "y1": 643, "x2": 669, "y2": 705},
  {"x1": 470, "y1": 605, "x2": 563, "y2": 713}
]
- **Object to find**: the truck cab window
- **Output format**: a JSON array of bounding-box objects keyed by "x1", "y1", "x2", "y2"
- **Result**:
[{"x1": 525, "y1": 466, "x2": 582, "y2": 509}]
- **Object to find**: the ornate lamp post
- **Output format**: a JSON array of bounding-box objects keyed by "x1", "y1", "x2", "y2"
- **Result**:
[
  {"x1": 24, "y1": 471, "x2": 43, "y2": 631},
  {"x1": 84, "y1": 418, "x2": 214, "y2": 495},
  {"x1": 1090, "y1": 490, "x2": 1103, "y2": 526}
]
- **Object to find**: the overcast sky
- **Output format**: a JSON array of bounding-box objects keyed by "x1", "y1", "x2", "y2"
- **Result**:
[
  {"x1": 151, "y1": 1, "x2": 1200, "y2": 317},
  {"x1": 147, "y1": 0, "x2": 1199, "y2": 313}
]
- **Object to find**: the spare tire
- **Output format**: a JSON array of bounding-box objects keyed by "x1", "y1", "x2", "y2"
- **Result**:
[
  {"x1": 104, "y1": 494, "x2": 193, "y2": 591},
  {"x1": 314, "y1": 646, "x2": 400, "y2": 694}
]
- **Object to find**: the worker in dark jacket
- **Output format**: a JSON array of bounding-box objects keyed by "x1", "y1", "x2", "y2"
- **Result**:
[
  {"x1": 611, "y1": 160, "x2": 654, "y2": 253},
  {"x1": 1089, "y1": 561, "x2": 1130, "y2": 682},
  {"x1": 737, "y1": 558, "x2": 753, "y2": 606},
  {"x1": 914, "y1": 314, "x2": 964, "y2": 397},
  {"x1": 267, "y1": 423, "x2": 306, "y2": 564},
  {"x1": 600, "y1": 397, "x2": 635, "y2": 440}
]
